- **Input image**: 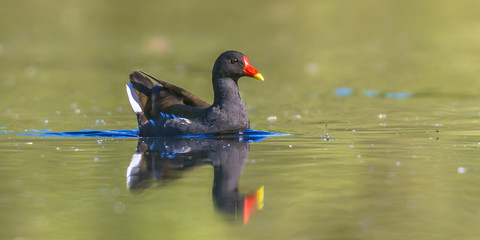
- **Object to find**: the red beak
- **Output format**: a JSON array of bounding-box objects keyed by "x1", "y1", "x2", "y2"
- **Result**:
[{"x1": 243, "y1": 56, "x2": 264, "y2": 81}]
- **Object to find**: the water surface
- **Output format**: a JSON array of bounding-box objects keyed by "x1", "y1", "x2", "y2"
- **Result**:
[{"x1": 2, "y1": 0, "x2": 480, "y2": 239}]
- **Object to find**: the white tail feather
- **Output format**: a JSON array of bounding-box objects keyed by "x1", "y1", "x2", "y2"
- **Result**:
[{"x1": 126, "y1": 82, "x2": 143, "y2": 114}]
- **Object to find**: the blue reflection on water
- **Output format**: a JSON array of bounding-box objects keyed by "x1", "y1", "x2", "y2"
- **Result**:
[
  {"x1": 335, "y1": 88, "x2": 353, "y2": 96},
  {"x1": 385, "y1": 92, "x2": 413, "y2": 99},
  {"x1": 334, "y1": 88, "x2": 413, "y2": 99},
  {"x1": 20, "y1": 129, "x2": 139, "y2": 138},
  {"x1": 19, "y1": 129, "x2": 290, "y2": 142}
]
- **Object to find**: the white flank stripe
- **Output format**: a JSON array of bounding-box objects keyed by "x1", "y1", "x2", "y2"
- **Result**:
[{"x1": 126, "y1": 83, "x2": 143, "y2": 113}]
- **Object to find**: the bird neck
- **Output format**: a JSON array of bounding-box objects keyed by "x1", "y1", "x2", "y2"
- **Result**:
[{"x1": 212, "y1": 77, "x2": 244, "y2": 107}]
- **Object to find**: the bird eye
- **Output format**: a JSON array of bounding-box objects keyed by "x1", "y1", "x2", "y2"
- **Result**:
[{"x1": 230, "y1": 58, "x2": 238, "y2": 64}]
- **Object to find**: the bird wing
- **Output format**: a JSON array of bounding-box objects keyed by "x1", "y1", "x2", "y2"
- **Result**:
[
  {"x1": 137, "y1": 70, "x2": 211, "y2": 108},
  {"x1": 128, "y1": 71, "x2": 211, "y2": 121}
]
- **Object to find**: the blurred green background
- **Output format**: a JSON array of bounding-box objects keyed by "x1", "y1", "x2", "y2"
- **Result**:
[
  {"x1": 2, "y1": 0, "x2": 480, "y2": 132},
  {"x1": 3, "y1": 1, "x2": 480, "y2": 240}
]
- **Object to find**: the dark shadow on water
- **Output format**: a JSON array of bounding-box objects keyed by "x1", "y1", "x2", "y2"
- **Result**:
[{"x1": 126, "y1": 135, "x2": 270, "y2": 225}]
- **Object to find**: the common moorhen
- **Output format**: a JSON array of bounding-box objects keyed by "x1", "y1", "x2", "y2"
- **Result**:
[{"x1": 126, "y1": 50, "x2": 264, "y2": 137}]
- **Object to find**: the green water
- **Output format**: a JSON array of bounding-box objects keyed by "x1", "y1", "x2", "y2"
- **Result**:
[{"x1": 2, "y1": 0, "x2": 480, "y2": 239}]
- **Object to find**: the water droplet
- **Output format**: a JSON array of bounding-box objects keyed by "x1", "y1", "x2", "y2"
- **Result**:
[
  {"x1": 304, "y1": 63, "x2": 319, "y2": 75},
  {"x1": 34, "y1": 215, "x2": 49, "y2": 228},
  {"x1": 112, "y1": 187, "x2": 121, "y2": 196},
  {"x1": 267, "y1": 116, "x2": 277, "y2": 121},
  {"x1": 25, "y1": 66, "x2": 37, "y2": 78},
  {"x1": 113, "y1": 201, "x2": 126, "y2": 214}
]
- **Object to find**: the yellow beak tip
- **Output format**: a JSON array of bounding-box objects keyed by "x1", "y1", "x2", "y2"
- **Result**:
[{"x1": 254, "y1": 73, "x2": 264, "y2": 81}]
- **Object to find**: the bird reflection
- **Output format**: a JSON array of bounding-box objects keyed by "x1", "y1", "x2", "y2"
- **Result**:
[{"x1": 126, "y1": 134, "x2": 264, "y2": 224}]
